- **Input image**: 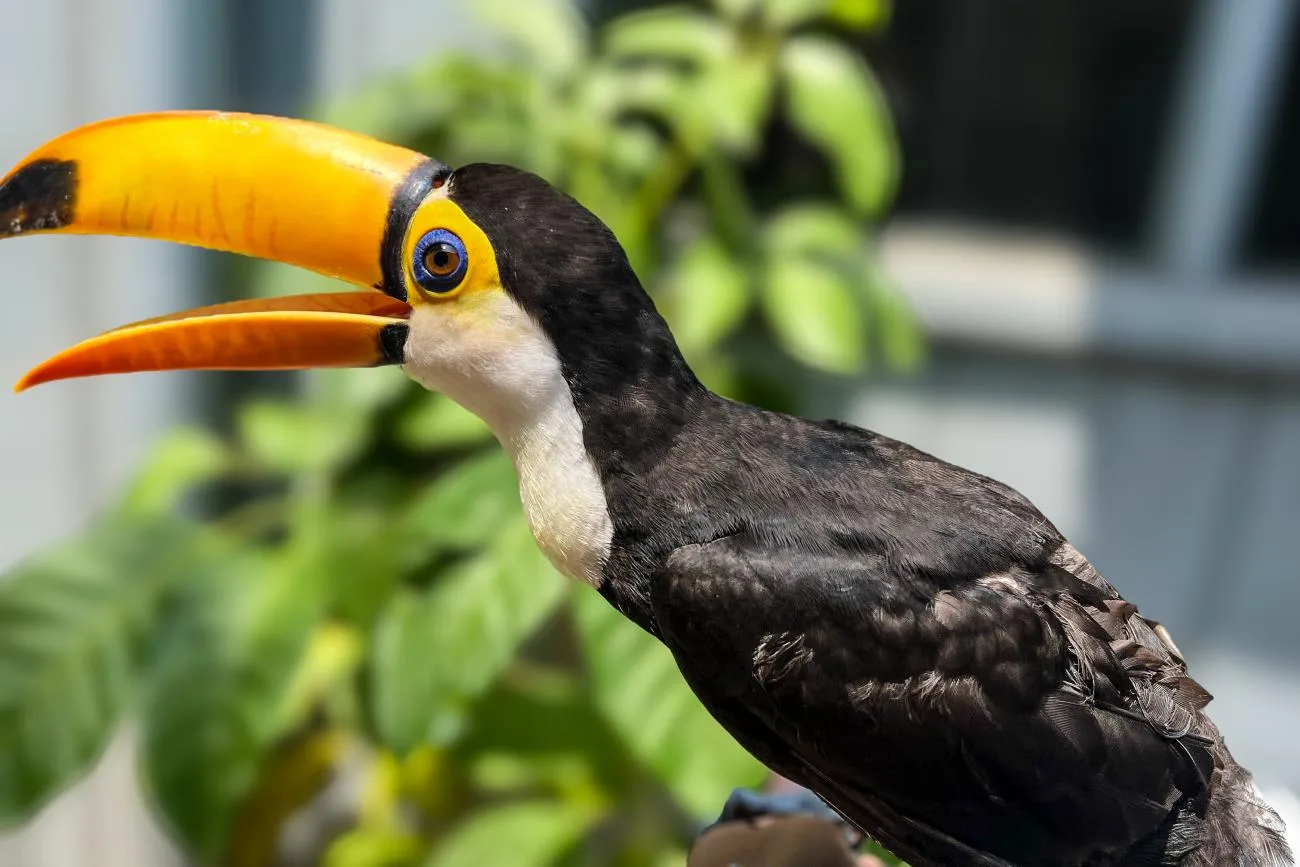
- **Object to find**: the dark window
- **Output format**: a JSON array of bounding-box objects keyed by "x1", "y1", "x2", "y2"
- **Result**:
[
  {"x1": 1241, "y1": 9, "x2": 1300, "y2": 269},
  {"x1": 867, "y1": 0, "x2": 1194, "y2": 251}
]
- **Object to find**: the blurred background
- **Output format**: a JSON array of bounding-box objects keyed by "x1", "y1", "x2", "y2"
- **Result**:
[{"x1": 0, "y1": 1, "x2": 1297, "y2": 865}]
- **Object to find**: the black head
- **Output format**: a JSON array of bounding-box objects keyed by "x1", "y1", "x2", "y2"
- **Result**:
[{"x1": 449, "y1": 164, "x2": 704, "y2": 464}]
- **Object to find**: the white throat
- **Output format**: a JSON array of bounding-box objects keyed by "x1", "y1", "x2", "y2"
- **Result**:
[{"x1": 401, "y1": 294, "x2": 614, "y2": 586}]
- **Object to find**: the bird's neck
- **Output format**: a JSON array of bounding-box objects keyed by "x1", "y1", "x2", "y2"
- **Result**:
[
  {"x1": 405, "y1": 295, "x2": 706, "y2": 588},
  {"x1": 496, "y1": 378, "x2": 615, "y2": 588},
  {"x1": 531, "y1": 288, "x2": 708, "y2": 478}
]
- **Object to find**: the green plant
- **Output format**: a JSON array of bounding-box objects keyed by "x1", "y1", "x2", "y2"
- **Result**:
[{"x1": 0, "y1": 0, "x2": 913, "y2": 864}]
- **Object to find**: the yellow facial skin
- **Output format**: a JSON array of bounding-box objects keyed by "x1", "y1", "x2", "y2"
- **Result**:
[{"x1": 399, "y1": 196, "x2": 503, "y2": 306}]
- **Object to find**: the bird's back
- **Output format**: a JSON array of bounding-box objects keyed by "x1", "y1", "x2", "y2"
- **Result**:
[{"x1": 617, "y1": 400, "x2": 1291, "y2": 866}]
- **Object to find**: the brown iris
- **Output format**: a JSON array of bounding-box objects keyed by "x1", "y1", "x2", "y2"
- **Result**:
[
  {"x1": 424, "y1": 242, "x2": 461, "y2": 278},
  {"x1": 412, "y1": 228, "x2": 468, "y2": 294}
]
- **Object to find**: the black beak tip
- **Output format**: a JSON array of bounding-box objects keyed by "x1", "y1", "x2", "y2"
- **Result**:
[{"x1": 0, "y1": 158, "x2": 78, "y2": 238}]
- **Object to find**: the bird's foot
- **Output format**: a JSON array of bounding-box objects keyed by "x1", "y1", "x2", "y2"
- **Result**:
[
  {"x1": 714, "y1": 787, "x2": 845, "y2": 827},
  {"x1": 690, "y1": 787, "x2": 876, "y2": 867}
]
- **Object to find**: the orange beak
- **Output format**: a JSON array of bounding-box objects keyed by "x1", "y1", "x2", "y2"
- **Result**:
[{"x1": 0, "y1": 112, "x2": 442, "y2": 391}]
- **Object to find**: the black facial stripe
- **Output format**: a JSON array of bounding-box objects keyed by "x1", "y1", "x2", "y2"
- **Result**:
[
  {"x1": 379, "y1": 158, "x2": 452, "y2": 301},
  {"x1": 377, "y1": 322, "x2": 408, "y2": 365},
  {"x1": 0, "y1": 159, "x2": 77, "y2": 238}
]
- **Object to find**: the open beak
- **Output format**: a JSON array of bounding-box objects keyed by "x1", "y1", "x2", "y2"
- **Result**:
[{"x1": 0, "y1": 111, "x2": 442, "y2": 391}]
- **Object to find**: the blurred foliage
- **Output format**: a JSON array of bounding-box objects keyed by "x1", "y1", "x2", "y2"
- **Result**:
[{"x1": 0, "y1": 0, "x2": 913, "y2": 864}]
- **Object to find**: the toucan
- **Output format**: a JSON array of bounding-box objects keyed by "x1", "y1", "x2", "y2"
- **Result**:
[{"x1": 0, "y1": 113, "x2": 1291, "y2": 866}]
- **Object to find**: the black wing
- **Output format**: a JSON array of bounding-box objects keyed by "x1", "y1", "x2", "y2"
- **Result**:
[{"x1": 650, "y1": 526, "x2": 1217, "y2": 866}]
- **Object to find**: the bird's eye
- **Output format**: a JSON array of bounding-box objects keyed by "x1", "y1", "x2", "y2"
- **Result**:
[{"x1": 412, "y1": 228, "x2": 468, "y2": 294}]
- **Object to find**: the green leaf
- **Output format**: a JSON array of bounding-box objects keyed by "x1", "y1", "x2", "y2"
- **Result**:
[
  {"x1": 761, "y1": 256, "x2": 866, "y2": 373},
  {"x1": 398, "y1": 450, "x2": 520, "y2": 564},
  {"x1": 659, "y1": 234, "x2": 750, "y2": 355},
  {"x1": 827, "y1": 0, "x2": 890, "y2": 31},
  {"x1": 373, "y1": 521, "x2": 566, "y2": 753},
  {"x1": 601, "y1": 66, "x2": 710, "y2": 157},
  {"x1": 604, "y1": 122, "x2": 665, "y2": 179},
  {"x1": 710, "y1": 50, "x2": 776, "y2": 153},
  {"x1": 781, "y1": 36, "x2": 899, "y2": 216},
  {"x1": 863, "y1": 836, "x2": 911, "y2": 866},
  {"x1": 317, "y1": 366, "x2": 412, "y2": 414},
  {"x1": 762, "y1": 0, "x2": 831, "y2": 30},
  {"x1": 275, "y1": 624, "x2": 365, "y2": 734},
  {"x1": 0, "y1": 518, "x2": 199, "y2": 824},
  {"x1": 457, "y1": 670, "x2": 631, "y2": 800},
  {"x1": 475, "y1": 0, "x2": 586, "y2": 80},
  {"x1": 765, "y1": 204, "x2": 862, "y2": 258},
  {"x1": 394, "y1": 394, "x2": 493, "y2": 452},
  {"x1": 238, "y1": 401, "x2": 368, "y2": 474},
  {"x1": 300, "y1": 505, "x2": 405, "y2": 632},
  {"x1": 603, "y1": 7, "x2": 733, "y2": 66},
  {"x1": 141, "y1": 548, "x2": 322, "y2": 860},
  {"x1": 712, "y1": 0, "x2": 760, "y2": 20},
  {"x1": 423, "y1": 799, "x2": 595, "y2": 867},
  {"x1": 572, "y1": 591, "x2": 765, "y2": 817},
  {"x1": 326, "y1": 827, "x2": 424, "y2": 867},
  {"x1": 120, "y1": 428, "x2": 230, "y2": 515},
  {"x1": 870, "y1": 271, "x2": 924, "y2": 371}
]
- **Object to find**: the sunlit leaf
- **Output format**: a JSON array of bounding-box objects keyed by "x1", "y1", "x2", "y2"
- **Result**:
[
  {"x1": 711, "y1": 0, "x2": 760, "y2": 20},
  {"x1": 120, "y1": 428, "x2": 230, "y2": 515},
  {"x1": 238, "y1": 401, "x2": 369, "y2": 474},
  {"x1": 326, "y1": 826, "x2": 425, "y2": 867},
  {"x1": 602, "y1": 65, "x2": 713, "y2": 157},
  {"x1": 765, "y1": 204, "x2": 862, "y2": 258},
  {"x1": 372, "y1": 521, "x2": 566, "y2": 753},
  {"x1": 275, "y1": 623, "x2": 365, "y2": 733},
  {"x1": 659, "y1": 234, "x2": 751, "y2": 355},
  {"x1": 398, "y1": 451, "x2": 519, "y2": 565},
  {"x1": 600, "y1": 65, "x2": 691, "y2": 120},
  {"x1": 141, "y1": 548, "x2": 322, "y2": 860},
  {"x1": 828, "y1": 0, "x2": 890, "y2": 31},
  {"x1": 317, "y1": 365, "x2": 412, "y2": 414},
  {"x1": 710, "y1": 50, "x2": 775, "y2": 153},
  {"x1": 761, "y1": 256, "x2": 866, "y2": 373},
  {"x1": 0, "y1": 518, "x2": 199, "y2": 824},
  {"x1": 423, "y1": 799, "x2": 596, "y2": 867},
  {"x1": 457, "y1": 670, "x2": 628, "y2": 802},
  {"x1": 395, "y1": 394, "x2": 493, "y2": 452},
  {"x1": 690, "y1": 163, "x2": 753, "y2": 266},
  {"x1": 763, "y1": 0, "x2": 831, "y2": 30},
  {"x1": 870, "y1": 271, "x2": 924, "y2": 371},
  {"x1": 781, "y1": 36, "x2": 899, "y2": 216},
  {"x1": 603, "y1": 7, "x2": 733, "y2": 66},
  {"x1": 863, "y1": 836, "x2": 911, "y2": 866},
  {"x1": 288, "y1": 500, "x2": 404, "y2": 632},
  {"x1": 605, "y1": 122, "x2": 665, "y2": 178},
  {"x1": 572, "y1": 591, "x2": 765, "y2": 817}
]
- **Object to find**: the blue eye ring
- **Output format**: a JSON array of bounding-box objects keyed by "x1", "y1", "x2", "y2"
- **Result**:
[{"x1": 412, "y1": 228, "x2": 468, "y2": 294}]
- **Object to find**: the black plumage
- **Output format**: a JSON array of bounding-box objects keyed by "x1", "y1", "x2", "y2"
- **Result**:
[{"x1": 452, "y1": 164, "x2": 1291, "y2": 866}]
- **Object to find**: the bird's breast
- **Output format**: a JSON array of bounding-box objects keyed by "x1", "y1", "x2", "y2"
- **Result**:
[
  {"x1": 508, "y1": 397, "x2": 614, "y2": 587},
  {"x1": 402, "y1": 296, "x2": 615, "y2": 586}
]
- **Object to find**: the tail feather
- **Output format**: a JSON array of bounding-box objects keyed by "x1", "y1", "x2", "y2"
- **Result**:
[{"x1": 1183, "y1": 756, "x2": 1291, "y2": 866}]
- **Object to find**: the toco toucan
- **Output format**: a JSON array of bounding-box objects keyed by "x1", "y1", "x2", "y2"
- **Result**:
[{"x1": 0, "y1": 113, "x2": 1291, "y2": 866}]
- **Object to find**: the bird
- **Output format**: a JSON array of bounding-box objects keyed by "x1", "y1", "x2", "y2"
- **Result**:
[
  {"x1": 0, "y1": 112, "x2": 1291, "y2": 866},
  {"x1": 690, "y1": 784, "x2": 883, "y2": 867},
  {"x1": 688, "y1": 814, "x2": 870, "y2": 867}
]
